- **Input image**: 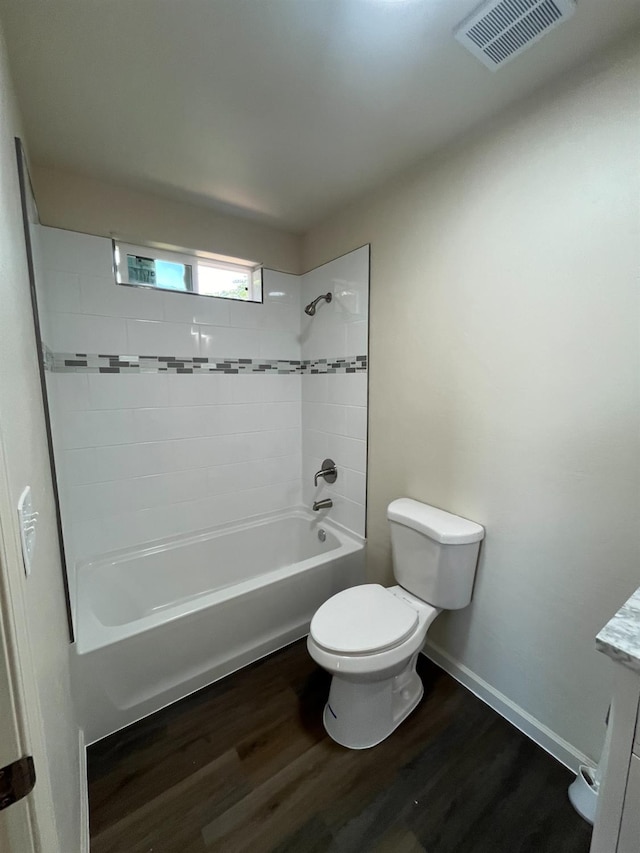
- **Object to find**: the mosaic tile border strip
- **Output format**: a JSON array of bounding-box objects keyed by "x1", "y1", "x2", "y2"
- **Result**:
[{"x1": 49, "y1": 352, "x2": 367, "y2": 375}]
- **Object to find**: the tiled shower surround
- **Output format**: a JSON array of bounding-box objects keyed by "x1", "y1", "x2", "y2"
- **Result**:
[{"x1": 36, "y1": 227, "x2": 368, "y2": 614}]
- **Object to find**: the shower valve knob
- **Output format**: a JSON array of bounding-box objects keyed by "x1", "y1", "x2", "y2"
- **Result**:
[{"x1": 314, "y1": 458, "x2": 338, "y2": 486}]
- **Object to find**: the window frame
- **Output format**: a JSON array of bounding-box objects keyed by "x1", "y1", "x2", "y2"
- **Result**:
[{"x1": 112, "y1": 240, "x2": 263, "y2": 303}]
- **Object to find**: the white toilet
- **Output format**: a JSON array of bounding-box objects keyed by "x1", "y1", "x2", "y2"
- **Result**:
[{"x1": 307, "y1": 498, "x2": 485, "y2": 749}]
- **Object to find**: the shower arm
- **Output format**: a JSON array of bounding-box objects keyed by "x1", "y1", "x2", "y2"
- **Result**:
[{"x1": 304, "y1": 292, "x2": 333, "y2": 315}]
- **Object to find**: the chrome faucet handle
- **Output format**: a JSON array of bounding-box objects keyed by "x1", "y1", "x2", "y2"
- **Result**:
[{"x1": 314, "y1": 458, "x2": 338, "y2": 487}]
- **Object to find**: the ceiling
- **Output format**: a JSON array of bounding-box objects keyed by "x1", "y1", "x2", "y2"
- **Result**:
[{"x1": 1, "y1": 0, "x2": 639, "y2": 232}]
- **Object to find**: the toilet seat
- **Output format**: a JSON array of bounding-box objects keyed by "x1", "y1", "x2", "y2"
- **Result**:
[{"x1": 310, "y1": 584, "x2": 419, "y2": 655}]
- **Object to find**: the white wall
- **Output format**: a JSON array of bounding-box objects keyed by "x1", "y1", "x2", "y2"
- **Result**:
[
  {"x1": 302, "y1": 35, "x2": 640, "y2": 764},
  {"x1": 0, "y1": 24, "x2": 82, "y2": 853},
  {"x1": 32, "y1": 165, "x2": 302, "y2": 274},
  {"x1": 38, "y1": 227, "x2": 302, "y2": 592},
  {"x1": 300, "y1": 248, "x2": 369, "y2": 536}
]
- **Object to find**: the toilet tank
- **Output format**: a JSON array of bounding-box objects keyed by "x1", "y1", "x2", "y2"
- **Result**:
[{"x1": 387, "y1": 499, "x2": 485, "y2": 610}]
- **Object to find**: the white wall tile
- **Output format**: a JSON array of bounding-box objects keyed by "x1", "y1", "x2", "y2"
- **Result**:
[
  {"x1": 74, "y1": 505, "x2": 182, "y2": 560},
  {"x1": 163, "y1": 291, "x2": 230, "y2": 327},
  {"x1": 50, "y1": 373, "x2": 91, "y2": 411},
  {"x1": 263, "y1": 270, "x2": 300, "y2": 308},
  {"x1": 40, "y1": 227, "x2": 113, "y2": 277},
  {"x1": 68, "y1": 433, "x2": 293, "y2": 481},
  {"x1": 88, "y1": 374, "x2": 169, "y2": 410},
  {"x1": 74, "y1": 479, "x2": 304, "y2": 560},
  {"x1": 302, "y1": 374, "x2": 329, "y2": 403},
  {"x1": 69, "y1": 480, "x2": 136, "y2": 522},
  {"x1": 126, "y1": 319, "x2": 200, "y2": 356},
  {"x1": 133, "y1": 406, "x2": 208, "y2": 443},
  {"x1": 262, "y1": 303, "x2": 299, "y2": 332},
  {"x1": 304, "y1": 429, "x2": 329, "y2": 461},
  {"x1": 207, "y1": 461, "x2": 257, "y2": 496},
  {"x1": 63, "y1": 446, "x2": 135, "y2": 485},
  {"x1": 81, "y1": 277, "x2": 165, "y2": 320},
  {"x1": 225, "y1": 482, "x2": 301, "y2": 524},
  {"x1": 345, "y1": 406, "x2": 368, "y2": 440},
  {"x1": 198, "y1": 325, "x2": 262, "y2": 359},
  {"x1": 299, "y1": 247, "x2": 368, "y2": 535},
  {"x1": 302, "y1": 454, "x2": 324, "y2": 505},
  {"x1": 331, "y1": 434, "x2": 367, "y2": 474},
  {"x1": 300, "y1": 246, "x2": 368, "y2": 360},
  {"x1": 216, "y1": 375, "x2": 238, "y2": 403},
  {"x1": 327, "y1": 373, "x2": 367, "y2": 407},
  {"x1": 300, "y1": 316, "x2": 347, "y2": 361},
  {"x1": 259, "y1": 329, "x2": 300, "y2": 360},
  {"x1": 330, "y1": 495, "x2": 366, "y2": 536},
  {"x1": 302, "y1": 402, "x2": 346, "y2": 436},
  {"x1": 132, "y1": 468, "x2": 210, "y2": 511},
  {"x1": 228, "y1": 300, "x2": 264, "y2": 329},
  {"x1": 257, "y1": 428, "x2": 301, "y2": 460},
  {"x1": 166, "y1": 374, "x2": 232, "y2": 407},
  {"x1": 332, "y1": 263, "x2": 369, "y2": 326},
  {"x1": 135, "y1": 438, "x2": 216, "y2": 475},
  {"x1": 206, "y1": 454, "x2": 299, "y2": 497},
  {"x1": 261, "y1": 454, "x2": 300, "y2": 484},
  {"x1": 263, "y1": 375, "x2": 301, "y2": 403},
  {"x1": 215, "y1": 402, "x2": 300, "y2": 435},
  {"x1": 45, "y1": 269, "x2": 81, "y2": 314},
  {"x1": 59, "y1": 409, "x2": 135, "y2": 449},
  {"x1": 343, "y1": 469, "x2": 367, "y2": 506},
  {"x1": 62, "y1": 448, "x2": 98, "y2": 486},
  {"x1": 50, "y1": 312, "x2": 127, "y2": 354},
  {"x1": 346, "y1": 321, "x2": 368, "y2": 356},
  {"x1": 261, "y1": 402, "x2": 301, "y2": 432},
  {"x1": 134, "y1": 439, "x2": 206, "y2": 474},
  {"x1": 227, "y1": 374, "x2": 271, "y2": 404},
  {"x1": 214, "y1": 403, "x2": 265, "y2": 436}
]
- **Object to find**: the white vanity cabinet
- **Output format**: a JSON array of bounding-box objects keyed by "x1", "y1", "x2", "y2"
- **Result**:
[
  {"x1": 591, "y1": 596, "x2": 640, "y2": 853},
  {"x1": 618, "y1": 754, "x2": 640, "y2": 851}
]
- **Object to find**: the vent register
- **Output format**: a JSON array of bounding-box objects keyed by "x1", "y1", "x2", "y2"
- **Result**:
[{"x1": 455, "y1": 0, "x2": 576, "y2": 70}]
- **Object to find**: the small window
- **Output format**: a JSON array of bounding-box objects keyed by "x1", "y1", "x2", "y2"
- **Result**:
[{"x1": 114, "y1": 241, "x2": 262, "y2": 302}]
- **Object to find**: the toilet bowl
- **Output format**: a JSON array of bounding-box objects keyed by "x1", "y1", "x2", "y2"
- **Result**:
[
  {"x1": 307, "y1": 584, "x2": 440, "y2": 749},
  {"x1": 307, "y1": 498, "x2": 484, "y2": 749}
]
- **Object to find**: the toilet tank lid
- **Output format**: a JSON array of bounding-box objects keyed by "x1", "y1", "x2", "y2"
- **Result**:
[{"x1": 387, "y1": 499, "x2": 485, "y2": 545}]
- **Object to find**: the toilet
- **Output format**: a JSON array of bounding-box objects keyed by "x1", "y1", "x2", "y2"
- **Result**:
[{"x1": 307, "y1": 498, "x2": 485, "y2": 749}]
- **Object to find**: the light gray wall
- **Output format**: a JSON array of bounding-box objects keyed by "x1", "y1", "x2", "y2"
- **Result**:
[
  {"x1": 31, "y1": 165, "x2": 302, "y2": 274},
  {"x1": 302, "y1": 35, "x2": 640, "y2": 763},
  {"x1": 0, "y1": 24, "x2": 83, "y2": 853}
]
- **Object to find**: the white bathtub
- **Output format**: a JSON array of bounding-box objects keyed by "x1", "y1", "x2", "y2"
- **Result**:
[{"x1": 72, "y1": 508, "x2": 364, "y2": 744}]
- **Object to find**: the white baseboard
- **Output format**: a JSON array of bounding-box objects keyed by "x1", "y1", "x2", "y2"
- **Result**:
[
  {"x1": 422, "y1": 640, "x2": 591, "y2": 775},
  {"x1": 78, "y1": 729, "x2": 90, "y2": 853}
]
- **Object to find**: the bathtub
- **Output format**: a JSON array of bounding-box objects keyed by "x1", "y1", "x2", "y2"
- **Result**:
[{"x1": 72, "y1": 508, "x2": 364, "y2": 744}]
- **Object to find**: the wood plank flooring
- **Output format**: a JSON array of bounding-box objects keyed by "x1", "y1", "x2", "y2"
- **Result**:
[{"x1": 88, "y1": 640, "x2": 592, "y2": 853}]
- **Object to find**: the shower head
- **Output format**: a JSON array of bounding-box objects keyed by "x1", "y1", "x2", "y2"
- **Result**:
[{"x1": 304, "y1": 292, "x2": 332, "y2": 316}]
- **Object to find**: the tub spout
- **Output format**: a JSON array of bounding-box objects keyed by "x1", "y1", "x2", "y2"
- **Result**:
[{"x1": 313, "y1": 499, "x2": 333, "y2": 511}]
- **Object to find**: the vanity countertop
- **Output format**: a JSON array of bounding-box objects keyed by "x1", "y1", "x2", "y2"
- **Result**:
[{"x1": 597, "y1": 587, "x2": 640, "y2": 673}]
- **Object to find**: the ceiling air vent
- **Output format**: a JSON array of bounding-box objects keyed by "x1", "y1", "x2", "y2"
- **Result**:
[{"x1": 454, "y1": 0, "x2": 576, "y2": 71}]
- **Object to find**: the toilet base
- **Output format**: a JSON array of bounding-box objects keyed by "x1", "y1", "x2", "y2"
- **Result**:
[{"x1": 323, "y1": 653, "x2": 423, "y2": 749}]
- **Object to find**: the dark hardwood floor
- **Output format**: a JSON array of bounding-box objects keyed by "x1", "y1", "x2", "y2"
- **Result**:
[{"x1": 87, "y1": 640, "x2": 592, "y2": 853}]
